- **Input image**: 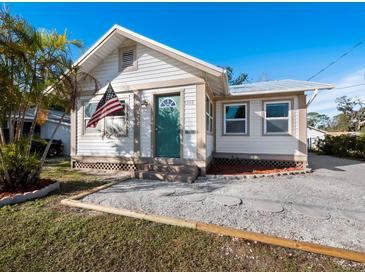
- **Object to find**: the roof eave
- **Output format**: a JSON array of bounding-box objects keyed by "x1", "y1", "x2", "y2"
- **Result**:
[{"x1": 229, "y1": 85, "x2": 335, "y2": 96}]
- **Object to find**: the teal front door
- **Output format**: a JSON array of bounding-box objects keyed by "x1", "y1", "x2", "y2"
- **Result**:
[{"x1": 155, "y1": 94, "x2": 180, "y2": 158}]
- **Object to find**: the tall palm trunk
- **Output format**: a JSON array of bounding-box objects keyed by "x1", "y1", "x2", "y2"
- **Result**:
[
  {"x1": 15, "y1": 103, "x2": 27, "y2": 141},
  {"x1": 26, "y1": 103, "x2": 39, "y2": 157},
  {"x1": 39, "y1": 112, "x2": 66, "y2": 168},
  {"x1": 27, "y1": 112, "x2": 66, "y2": 183},
  {"x1": 0, "y1": 128, "x2": 11, "y2": 185}
]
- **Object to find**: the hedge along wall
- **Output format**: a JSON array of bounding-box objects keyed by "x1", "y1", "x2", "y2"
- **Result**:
[{"x1": 317, "y1": 135, "x2": 365, "y2": 160}]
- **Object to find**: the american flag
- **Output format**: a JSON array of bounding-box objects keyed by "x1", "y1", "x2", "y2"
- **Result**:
[{"x1": 87, "y1": 83, "x2": 124, "y2": 128}]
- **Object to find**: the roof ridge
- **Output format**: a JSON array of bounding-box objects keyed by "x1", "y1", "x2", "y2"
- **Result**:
[{"x1": 74, "y1": 24, "x2": 225, "y2": 76}]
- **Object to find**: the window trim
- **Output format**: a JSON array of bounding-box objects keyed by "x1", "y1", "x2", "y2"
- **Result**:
[
  {"x1": 223, "y1": 102, "x2": 249, "y2": 136},
  {"x1": 119, "y1": 46, "x2": 137, "y2": 72},
  {"x1": 206, "y1": 96, "x2": 213, "y2": 134},
  {"x1": 263, "y1": 100, "x2": 292, "y2": 136}
]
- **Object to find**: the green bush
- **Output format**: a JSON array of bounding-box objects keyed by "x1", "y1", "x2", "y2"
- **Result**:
[
  {"x1": 317, "y1": 135, "x2": 365, "y2": 159},
  {"x1": 0, "y1": 139, "x2": 40, "y2": 190}
]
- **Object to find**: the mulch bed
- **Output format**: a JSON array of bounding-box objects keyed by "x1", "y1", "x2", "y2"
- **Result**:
[
  {"x1": 0, "y1": 178, "x2": 55, "y2": 200},
  {"x1": 207, "y1": 164, "x2": 304, "y2": 175}
]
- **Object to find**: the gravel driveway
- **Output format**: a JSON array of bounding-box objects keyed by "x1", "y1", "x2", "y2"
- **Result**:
[{"x1": 81, "y1": 153, "x2": 365, "y2": 252}]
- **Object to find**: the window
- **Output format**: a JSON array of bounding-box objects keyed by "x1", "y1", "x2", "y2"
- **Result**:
[
  {"x1": 119, "y1": 46, "x2": 137, "y2": 71},
  {"x1": 264, "y1": 101, "x2": 290, "y2": 135},
  {"x1": 83, "y1": 100, "x2": 128, "y2": 136},
  {"x1": 105, "y1": 100, "x2": 127, "y2": 136},
  {"x1": 206, "y1": 96, "x2": 213, "y2": 133},
  {"x1": 159, "y1": 97, "x2": 177, "y2": 111},
  {"x1": 224, "y1": 103, "x2": 247, "y2": 135},
  {"x1": 83, "y1": 102, "x2": 100, "y2": 135}
]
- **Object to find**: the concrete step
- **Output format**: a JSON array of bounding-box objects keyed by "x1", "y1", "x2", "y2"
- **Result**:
[
  {"x1": 134, "y1": 170, "x2": 198, "y2": 183},
  {"x1": 138, "y1": 164, "x2": 198, "y2": 174}
]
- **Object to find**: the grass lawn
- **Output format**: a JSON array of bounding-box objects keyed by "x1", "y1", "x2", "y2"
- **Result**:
[{"x1": 0, "y1": 158, "x2": 363, "y2": 271}]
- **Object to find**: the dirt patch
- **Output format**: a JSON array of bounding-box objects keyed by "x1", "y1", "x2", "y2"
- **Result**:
[
  {"x1": 207, "y1": 164, "x2": 303, "y2": 175},
  {"x1": 0, "y1": 178, "x2": 55, "y2": 199}
]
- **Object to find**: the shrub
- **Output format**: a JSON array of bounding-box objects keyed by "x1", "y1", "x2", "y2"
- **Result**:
[
  {"x1": 317, "y1": 135, "x2": 365, "y2": 159},
  {"x1": 0, "y1": 139, "x2": 40, "y2": 190}
]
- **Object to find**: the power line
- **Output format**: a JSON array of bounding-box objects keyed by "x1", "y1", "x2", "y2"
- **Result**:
[
  {"x1": 307, "y1": 39, "x2": 365, "y2": 81},
  {"x1": 335, "y1": 83, "x2": 365, "y2": 89}
]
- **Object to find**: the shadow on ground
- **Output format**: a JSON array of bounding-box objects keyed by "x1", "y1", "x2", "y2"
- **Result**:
[{"x1": 308, "y1": 153, "x2": 365, "y2": 172}]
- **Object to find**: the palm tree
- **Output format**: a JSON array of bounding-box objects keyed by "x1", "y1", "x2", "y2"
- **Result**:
[{"x1": 0, "y1": 7, "x2": 98, "y2": 189}]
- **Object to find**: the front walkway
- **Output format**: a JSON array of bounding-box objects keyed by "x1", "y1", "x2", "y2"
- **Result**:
[{"x1": 80, "y1": 153, "x2": 365, "y2": 252}]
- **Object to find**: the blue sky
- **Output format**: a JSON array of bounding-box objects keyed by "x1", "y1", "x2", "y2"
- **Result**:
[{"x1": 5, "y1": 2, "x2": 365, "y2": 117}]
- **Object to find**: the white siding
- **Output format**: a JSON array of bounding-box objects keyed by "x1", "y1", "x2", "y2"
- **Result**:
[
  {"x1": 183, "y1": 86, "x2": 197, "y2": 159},
  {"x1": 41, "y1": 122, "x2": 71, "y2": 155},
  {"x1": 75, "y1": 40, "x2": 202, "y2": 159},
  {"x1": 307, "y1": 127, "x2": 325, "y2": 139},
  {"x1": 140, "y1": 89, "x2": 153, "y2": 157},
  {"x1": 76, "y1": 93, "x2": 134, "y2": 156},
  {"x1": 206, "y1": 134, "x2": 214, "y2": 159},
  {"x1": 134, "y1": 85, "x2": 197, "y2": 159},
  {"x1": 216, "y1": 96, "x2": 300, "y2": 156},
  {"x1": 80, "y1": 44, "x2": 201, "y2": 92}
]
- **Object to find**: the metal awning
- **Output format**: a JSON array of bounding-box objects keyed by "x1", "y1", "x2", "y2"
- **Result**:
[{"x1": 229, "y1": 79, "x2": 335, "y2": 96}]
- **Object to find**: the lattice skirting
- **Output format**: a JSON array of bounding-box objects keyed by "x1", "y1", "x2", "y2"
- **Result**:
[
  {"x1": 72, "y1": 161, "x2": 137, "y2": 171},
  {"x1": 213, "y1": 158, "x2": 305, "y2": 169}
]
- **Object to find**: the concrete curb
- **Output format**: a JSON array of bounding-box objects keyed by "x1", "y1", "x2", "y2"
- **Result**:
[
  {"x1": 205, "y1": 168, "x2": 312, "y2": 180},
  {"x1": 0, "y1": 182, "x2": 60, "y2": 207},
  {"x1": 60, "y1": 177, "x2": 365, "y2": 264}
]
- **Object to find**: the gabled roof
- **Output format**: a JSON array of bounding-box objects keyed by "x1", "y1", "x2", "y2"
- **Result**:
[
  {"x1": 307, "y1": 126, "x2": 327, "y2": 134},
  {"x1": 229, "y1": 79, "x2": 335, "y2": 96},
  {"x1": 75, "y1": 24, "x2": 226, "y2": 78}
]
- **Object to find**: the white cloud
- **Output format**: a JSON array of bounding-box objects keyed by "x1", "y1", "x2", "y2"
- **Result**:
[{"x1": 308, "y1": 68, "x2": 365, "y2": 117}]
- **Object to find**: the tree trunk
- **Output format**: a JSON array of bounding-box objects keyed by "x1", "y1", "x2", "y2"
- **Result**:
[
  {"x1": 26, "y1": 104, "x2": 40, "y2": 157},
  {"x1": 0, "y1": 127, "x2": 5, "y2": 146},
  {"x1": 15, "y1": 104, "x2": 27, "y2": 141},
  {"x1": 0, "y1": 128, "x2": 11, "y2": 185},
  {"x1": 8, "y1": 112, "x2": 14, "y2": 143},
  {"x1": 27, "y1": 112, "x2": 66, "y2": 184},
  {"x1": 39, "y1": 112, "x2": 66, "y2": 168}
]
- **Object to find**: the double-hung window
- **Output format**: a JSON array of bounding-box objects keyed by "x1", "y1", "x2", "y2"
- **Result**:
[
  {"x1": 104, "y1": 100, "x2": 127, "y2": 136},
  {"x1": 206, "y1": 96, "x2": 213, "y2": 133},
  {"x1": 264, "y1": 101, "x2": 291, "y2": 135},
  {"x1": 224, "y1": 103, "x2": 247, "y2": 135},
  {"x1": 83, "y1": 102, "x2": 99, "y2": 135},
  {"x1": 83, "y1": 100, "x2": 127, "y2": 136}
]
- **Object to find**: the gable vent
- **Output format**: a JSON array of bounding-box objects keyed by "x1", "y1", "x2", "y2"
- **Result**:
[{"x1": 121, "y1": 48, "x2": 135, "y2": 69}]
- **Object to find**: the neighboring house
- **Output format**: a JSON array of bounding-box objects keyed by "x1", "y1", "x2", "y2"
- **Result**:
[
  {"x1": 307, "y1": 126, "x2": 326, "y2": 150},
  {"x1": 70, "y1": 24, "x2": 334, "y2": 178},
  {"x1": 36, "y1": 110, "x2": 71, "y2": 155},
  {"x1": 3, "y1": 110, "x2": 71, "y2": 155}
]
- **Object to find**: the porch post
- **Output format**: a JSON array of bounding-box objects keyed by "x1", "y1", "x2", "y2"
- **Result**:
[
  {"x1": 133, "y1": 90, "x2": 141, "y2": 158},
  {"x1": 298, "y1": 94, "x2": 308, "y2": 165},
  {"x1": 196, "y1": 83, "x2": 207, "y2": 175}
]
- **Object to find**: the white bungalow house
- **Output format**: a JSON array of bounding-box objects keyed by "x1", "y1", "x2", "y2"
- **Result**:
[{"x1": 71, "y1": 24, "x2": 334, "y2": 182}]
